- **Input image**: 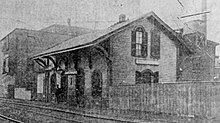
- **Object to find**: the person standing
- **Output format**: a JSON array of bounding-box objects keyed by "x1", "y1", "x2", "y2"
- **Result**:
[{"x1": 55, "y1": 85, "x2": 61, "y2": 104}]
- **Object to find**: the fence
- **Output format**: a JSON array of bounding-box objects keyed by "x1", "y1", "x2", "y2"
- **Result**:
[{"x1": 109, "y1": 82, "x2": 220, "y2": 119}]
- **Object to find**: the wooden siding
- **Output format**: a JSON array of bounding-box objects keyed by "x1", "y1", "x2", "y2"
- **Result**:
[{"x1": 109, "y1": 82, "x2": 220, "y2": 118}]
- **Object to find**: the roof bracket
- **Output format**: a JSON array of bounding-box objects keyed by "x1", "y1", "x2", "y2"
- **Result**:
[
  {"x1": 34, "y1": 58, "x2": 47, "y2": 68},
  {"x1": 93, "y1": 45, "x2": 112, "y2": 62},
  {"x1": 42, "y1": 56, "x2": 58, "y2": 68}
]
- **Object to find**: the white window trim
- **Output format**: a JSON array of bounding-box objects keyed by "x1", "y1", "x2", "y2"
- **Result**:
[{"x1": 135, "y1": 58, "x2": 159, "y2": 66}]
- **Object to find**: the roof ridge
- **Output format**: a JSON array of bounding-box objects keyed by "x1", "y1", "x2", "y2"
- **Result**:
[
  {"x1": 39, "y1": 24, "x2": 95, "y2": 31},
  {"x1": 31, "y1": 11, "x2": 197, "y2": 59},
  {"x1": 0, "y1": 28, "x2": 73, "y2": 41}
]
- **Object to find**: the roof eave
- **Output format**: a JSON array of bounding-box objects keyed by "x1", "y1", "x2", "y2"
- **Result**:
[
  {"x1": 147, "y1": 14, "x2": 194, "y2": 53},
  {"x1": 31, "y1": 11, "x2": 195, "y2": 59},
  {"x1": 31, "y1": 43, "x2": 95, "y2": 59}
]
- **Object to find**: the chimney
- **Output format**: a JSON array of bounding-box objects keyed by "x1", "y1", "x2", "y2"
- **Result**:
[
  {"x1": 67, "y1": 18, "x2": 71, "y2": 26},
  {"x1": 119, "y1": 14, "x2": 126, "y2": 23}
]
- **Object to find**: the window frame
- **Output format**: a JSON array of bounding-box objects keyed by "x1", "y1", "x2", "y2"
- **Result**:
[
  {"x1": 135, "y1": 69, "x2": 159, "y2": 84},
  {"x1": 135, "y1": 31, "x2": 143, "y2": 56},
  {"x1": 131, "y1": 26, "x2": 148, "y2": 58},
  {"x1": 132, "y1": 26, "x2": 161, "y2": 60}
]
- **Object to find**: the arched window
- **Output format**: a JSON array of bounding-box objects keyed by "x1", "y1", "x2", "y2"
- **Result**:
[
  {"x1": 150, "y1": 28, "x2": 160, "y2": 59},
  {"x1": 142, "y1": 69, "x2": 153, "y2": 83},
  {"x1": 135, "y1": 69, "x2": 158, "y2": 84},
  {"x1": 91, "y1": 70, "x2": 102, "y2": 98},
  {"x1": 131, "y1": 26, "x2": 148, "y2": 57}
]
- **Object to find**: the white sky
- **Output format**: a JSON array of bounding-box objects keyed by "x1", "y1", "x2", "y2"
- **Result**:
[{"x1": 0, "y1": 0, "x2": 220, "y2": 55}]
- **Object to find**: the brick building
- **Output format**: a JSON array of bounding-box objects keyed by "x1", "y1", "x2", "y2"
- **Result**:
[
  {"x1": 31, "y1": 12, "x2": 217, "y2": 106},
  {"x1": 0, "y1": 25, "x2": 94, "y2": 98},
  {"x1": 176, "y1": 20, "x2": 219, "y2": 81}
]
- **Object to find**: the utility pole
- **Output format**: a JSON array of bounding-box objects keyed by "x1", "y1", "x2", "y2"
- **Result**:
[{"x1": 202, "y1": 0, "x2": 207, "y2": 44}]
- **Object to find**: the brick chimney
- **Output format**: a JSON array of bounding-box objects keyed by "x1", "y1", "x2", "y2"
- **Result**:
[{"x1": 119, "y1": 14, "x2": 126, "y2": 23}]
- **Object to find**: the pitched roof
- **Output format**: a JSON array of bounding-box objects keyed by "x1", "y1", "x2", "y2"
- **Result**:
[
  {"x1": 0, "y1": 28, "x2": 73, "y2": 56},
  {"x1": 40, "y1": 24, "x2": 95, "y2": 36},
  {"x1": 31, "y1": 11, "x2": 195, "y2": 59}
]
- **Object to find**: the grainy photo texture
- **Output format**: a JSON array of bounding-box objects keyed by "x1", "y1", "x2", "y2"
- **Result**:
[{"x1": 0, "y1": 0, "x2": 220, "y2": 122}]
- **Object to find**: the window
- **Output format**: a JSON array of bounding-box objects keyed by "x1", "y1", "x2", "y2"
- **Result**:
[
  {"x1": 135, "y1": 69, "x2": 159, "y2": 84},
  {"x1": 136, "y1": 31, "x2": 142, "y2": 56},
  {"x1": 142, "y1": 70, "x2": 152, "y2": 83},
  {"x1": 132, "y1": 27, "x2": 160, "y2": 59},
  {"x1": 131, "y1": 26, "x2": 148, "y2": 57},
  {"x1": 2, "y1": 55, "x2": 9, "y2": 74},
  {"x1": 150, "y1": 29, "x2": 160, "y2": 59}
]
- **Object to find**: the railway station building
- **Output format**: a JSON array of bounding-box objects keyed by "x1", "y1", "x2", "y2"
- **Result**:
[{"x1": 31, "y1": 11, "x2": 218, "y2": 106}]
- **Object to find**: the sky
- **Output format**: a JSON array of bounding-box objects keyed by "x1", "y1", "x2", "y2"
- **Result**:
[{"x1": 0, "y1": 0, "x2": 220, "y2": 55}]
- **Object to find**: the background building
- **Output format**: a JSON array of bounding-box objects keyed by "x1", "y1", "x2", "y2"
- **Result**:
[{"x1": 0, "y1": 25, "x2": 94, "y2": 98}]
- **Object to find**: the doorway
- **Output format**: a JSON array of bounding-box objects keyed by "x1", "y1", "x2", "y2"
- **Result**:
[
  {"x1": 91, "y1": 70, "x2": 102, "y2": 98},
  {"x1": 61, "y1": 75, "x2": 68, "y2": 102},
  {"x1": 75, "y1": 68, "x2": 85, "y2": 107},
  {"x1": 50, "y1": 73, "x2": 56, "y2": 101}
]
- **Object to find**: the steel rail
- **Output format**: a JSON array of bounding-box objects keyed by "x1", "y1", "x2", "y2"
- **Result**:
[
  {"x1": 0, "y1": 113, "x2": 24, "y2": 123},
  {"x1": 7, "y1": 105, "x2": 83, "y2": 123},
  {"x1": 0, "y1": 98, "x2": 136, "y2": 123}
]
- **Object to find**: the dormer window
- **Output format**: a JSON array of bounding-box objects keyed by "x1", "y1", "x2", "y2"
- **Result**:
[{"x1": 131, "y1": 26, "x2": 148, "y2": 57}]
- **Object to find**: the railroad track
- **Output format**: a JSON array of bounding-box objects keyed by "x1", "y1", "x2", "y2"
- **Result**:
[
  {"x1": 0, "y1": 98, "x2": 137, "y2": 123},
  {"x1": 0, "y1": 113, "x2": 24, "y2": 123}
]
